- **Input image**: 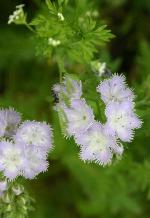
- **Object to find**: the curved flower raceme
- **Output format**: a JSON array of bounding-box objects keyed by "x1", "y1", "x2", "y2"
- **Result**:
[{"x1": 55, "y1": 73, "x2": 142, "y2": 166}]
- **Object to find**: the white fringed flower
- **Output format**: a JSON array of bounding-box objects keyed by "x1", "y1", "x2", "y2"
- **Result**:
[
  {"x1": 75, "y1": 122, "x2": 117, "y2": 166},
  {"x1": 0, "y1": 140, "x2": 24, "y2": 180},
  {"x1": 21, "y1": 145, "x2": 48, "y2": 179},
  {"x1": 105, "y1": 101, "x2": 142, "y2": 142},
  {"x1": 14, "y1": 121, "x2": 53, "y2": 153},
  {"x1": 64, "y1": 99, "x2": 95, "y2": 136},
  {"x1": 97, "y1": 74, "x2": 134, "y2": 104}
]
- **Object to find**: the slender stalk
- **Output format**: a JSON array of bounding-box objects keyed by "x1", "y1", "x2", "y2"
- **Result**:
[{"x1": 24, "y1": 23, "x2": 36, "y2": 33}]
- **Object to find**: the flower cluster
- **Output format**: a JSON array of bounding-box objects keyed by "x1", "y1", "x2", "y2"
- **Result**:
[
  {"x1": 97, "y1": 74, "x2": 142, "y2": 142},
  {"x1": 8, "y1": 4, "x2": 26, "y2": 25},
  {"x1": 55, "y1": 74, "x2": 142, "y2": 166},
  {"x1": 0, "y1": 108, "x2": 53, "y2": 180}
]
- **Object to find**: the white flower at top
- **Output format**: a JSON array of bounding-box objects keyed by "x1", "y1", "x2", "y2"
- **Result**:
[
  {"x1": 8, "y1": 4, "x2": 25, "y2": 25},
  {"x1": 14, "y1": 121, "x2": 53, "y2": 153},
  {"x1": 63, "y1": 99, "x2": 95, "y2": 136},
  {"x1": 105, "y1": 101, "x2": 142, "y2": 142},
  {"x1": 97, "y1": 74, "x2": 134, "y2": 104}
]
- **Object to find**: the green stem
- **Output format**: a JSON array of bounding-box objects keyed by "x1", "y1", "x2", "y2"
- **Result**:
[
  {"x1": 24, "y1": 23, "x2": 36, "y2": 33},
  {"x1": 59, "y1": 69, "x2": 63, "y2": 83},
  {"x1": 58, "y1": 59, "x2": 65, "y2": 83}
]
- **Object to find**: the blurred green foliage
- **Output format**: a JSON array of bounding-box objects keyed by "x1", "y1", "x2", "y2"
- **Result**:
[{"x1": 0, "y1": 0, "x2": 150, "y2": 217}]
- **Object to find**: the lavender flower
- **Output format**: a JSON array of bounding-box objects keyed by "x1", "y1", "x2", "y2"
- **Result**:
[
  {"x1": 0, "y1": 140, "x2": 24, "y2": 180},
  {"x1": 22, "y1": 145, "x2": 48, "y2": 179},
  {"x1": 63, "y1": 99, "x2": 95, "y2": 136},
  {"x1": 0, "y1": 108, "x2": 21, "y2": 138},
  {"x1": 75, "y1": 122, "x2": 117, "y2": 165},
  {"x1": 105, "y1": 101, "x2": 142, "y2": 142},
  {"x1": 14, "y1": 121, "x2": 53, "y2": 153},
  {"x1": 97, "y1": 74, "x2": 134, "y2": 104}
]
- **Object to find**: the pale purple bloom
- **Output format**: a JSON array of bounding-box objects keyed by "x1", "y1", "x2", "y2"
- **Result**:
[
  {"x1": 21, "y1": 145, "x2": 48, "y2": 179},
  {"x1": 75, "y1": 122, "x2": 118, "y2": 166},
  {"x1": 0, "y1": 108, "x2": 21, "y2": 138},
  {"x1": 0, "y1": 140, "x2": 24, "y2": 180},
  {"x1": 63, "y1": 99, "x2": 95, "y2": 136},
  {"x1": 105, "y1": 101, "x2": 142, "y2": 142},
  {"x1": 0, "y1": 139, "x2": 50, "y2": 180},
  {"x1": 14, "y1": 121, "x2": 53, "y2": 153},
  {"x1": 97, "y1": 74, "x2": 134, "y2": 104}
]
